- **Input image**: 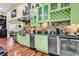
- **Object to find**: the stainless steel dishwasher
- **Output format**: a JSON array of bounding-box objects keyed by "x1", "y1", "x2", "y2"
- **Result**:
[
  {"x1": 30, "y1": 33, "x2": 35, "y2": 50},
  {"x1": 48, "y1": 34, "x2": 60, "y2": 56}
]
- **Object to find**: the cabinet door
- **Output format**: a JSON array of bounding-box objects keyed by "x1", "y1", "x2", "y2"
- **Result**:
[
  {"x1": 17, "y1": 34, "x2": 23, "y2": 44},
  {"x1": 38, "y1": 7, "x2": 42, "y2": 21},
  {"x1": 38, "y1": 35, "x2": 42, "y2": 51},
  {"x1": 35, "y1": 35, "x2": 48, "y2": 53},
  {"x1": 20, "y1": 35, "x2": 26, "y2": 45},
  {"x1": 40, "y1": 35, "x2": 48, "y2": 53},
  {"x1": 44, "y1": 5, "x2": 48, "y2": 20},
  {"x1": 50, "y1": 3, "x2": 57, "y2": 10},
  {"x1": 35, "y1": 35, "x2": 41, "y2": 50},
  {"x1": 17, "y1": 35, "x2": 26, "y2": 46},
  {"x1": 25, "y1": 34, "x2": 30, "y2": 47},
  {"x1": 21, "y1": 34, "x2": 30, "y2": 47},
  {"x1": 17, "y1": 34, "x2": 30, "y2": 47}
]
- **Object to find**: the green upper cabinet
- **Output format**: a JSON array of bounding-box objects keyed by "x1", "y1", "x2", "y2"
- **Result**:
[
  {"x1": 30, "y1": 14, "x2": 34, "y2": 25},
  {"x1": 38, "y1": 7, "x2": 42, "y2": 21},
  {"x1": 61, "y1": 3, "x2": 70, "y2": 8},
  {"x1": 30, "y1": 15, "x2": 37, "y2": 26},
  {"x1": 30, "y1": 9, "x2": 38, "y2": 26},
  {"x1": 50, "y1": 3, "x2": 57, "y2": 10},
  {"x1": 33, "y1": 15, "x2": 37, "y2": 25},
  {"x1": 50, "y1": 3, "x2": 71, "y2": 21},
  {"x1": 44, "y1": 5, "x2": 48, "y2": 20}
]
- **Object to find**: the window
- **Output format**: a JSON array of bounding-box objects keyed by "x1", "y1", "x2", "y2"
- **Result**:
[
  {"x1": 32, "y1": 5, "x2": 34, "y2": 9},
  {"x1": 51, "y1": 3, "x2": 57, "y2": 10},
  {"x1": 61, "y1": 3, "x2": 70, "y2": 8}
]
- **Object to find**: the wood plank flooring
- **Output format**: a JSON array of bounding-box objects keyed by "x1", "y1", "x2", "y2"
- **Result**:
[{"x1": 0, "y1": 38, "x2": 48, "y2": 56}]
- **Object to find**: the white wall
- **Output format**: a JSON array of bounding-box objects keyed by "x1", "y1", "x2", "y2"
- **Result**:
[
  {"x1": 7, "y1": 4, "x2": 25, "y2": 21},
  {"x1": 0, "y1": 12, "x2": 6, "y2": 16},
  {"x1": 6, "y1": 4, "x2": 26, "y2": 31}
]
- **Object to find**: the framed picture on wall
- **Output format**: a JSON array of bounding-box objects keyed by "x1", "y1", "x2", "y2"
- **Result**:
[{"x1": 11, "y1": 9, "x2": 16, "y2": 18}]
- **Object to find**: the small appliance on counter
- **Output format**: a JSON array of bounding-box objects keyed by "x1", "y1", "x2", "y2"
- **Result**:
[{"x1": 48, "y1": 27, "x2": 63, "y2": 35}]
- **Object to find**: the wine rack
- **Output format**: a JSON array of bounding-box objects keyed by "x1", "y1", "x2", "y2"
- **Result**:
[
  {"x1": 50, "y1": 8, "x2": 71, "y2": 20},
  {"x1": 0, "y1": 15, "x2": 7, "y2": 37}
]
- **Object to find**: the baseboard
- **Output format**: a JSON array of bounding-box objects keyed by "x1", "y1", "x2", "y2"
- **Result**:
[
  {"x1": 48, "y1": 53, "x2": 59, "y2": 56},
  {"x1": 30, "y1": 48, "x2": 36, "y2": 50}
]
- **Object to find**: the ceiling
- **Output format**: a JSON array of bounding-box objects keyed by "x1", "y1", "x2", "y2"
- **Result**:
[{"x1": 0, "y1": 3, "x2": 22, "y2": 13}]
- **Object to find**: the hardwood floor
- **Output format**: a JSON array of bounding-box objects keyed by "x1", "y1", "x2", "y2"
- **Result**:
[{"x1": 0, "y1": 38, "x2": 48, "y2": 56}]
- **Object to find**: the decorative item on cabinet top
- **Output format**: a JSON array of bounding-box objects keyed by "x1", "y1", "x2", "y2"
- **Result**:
[{"x1": 35, "y1": 3, "x2": 39, "y2": 7}]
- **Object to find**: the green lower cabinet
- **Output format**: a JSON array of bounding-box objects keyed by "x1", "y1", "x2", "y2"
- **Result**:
[
  {"x1": 25, "y1": 34, "x2": 30, "y2": 47},
  {"x1": 35, "y1": 35, "x2": 48, "y2": 53},
  {"x1": 17, "y1": 33, "x2": 30, "y2": 47},
  {"x1": 41, "y1": 36, "x2": 48, "y2": 53},
  {"x1": 35, "y1": 36, "x2": 41, "y2": 50},
  {"x1": 17, "y1": 33, "x2": 23, "y2": 44}
]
